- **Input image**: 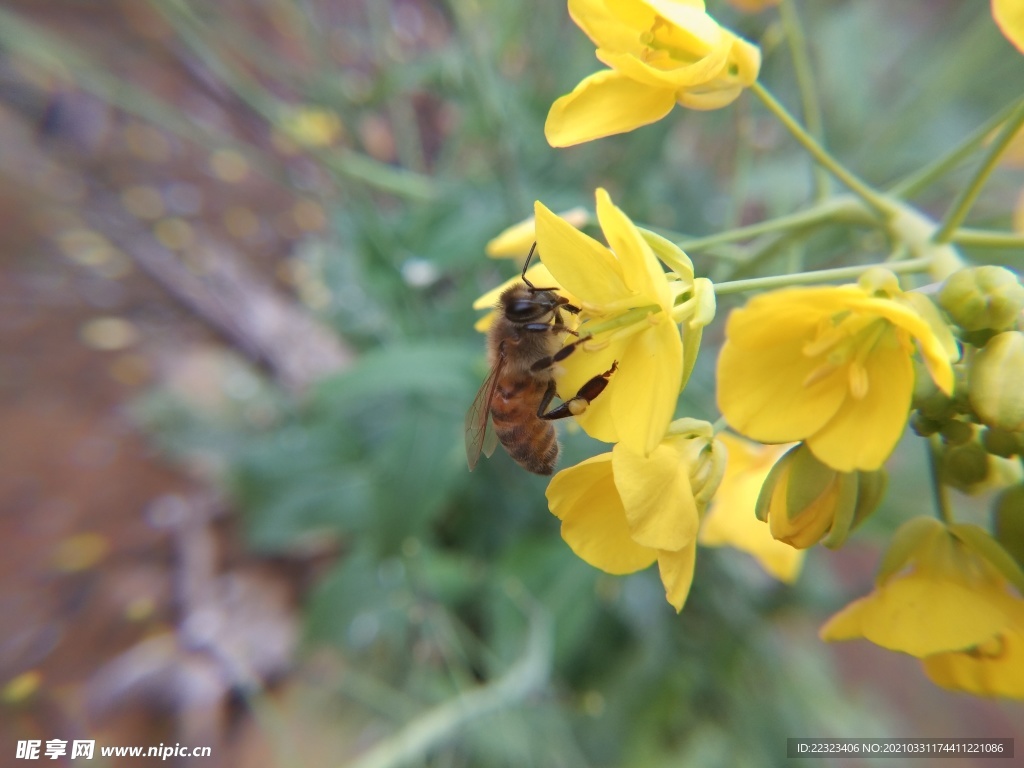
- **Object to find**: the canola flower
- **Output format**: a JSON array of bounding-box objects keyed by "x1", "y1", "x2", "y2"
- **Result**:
[
  {"x1": 717, "y1": 269, "x2": 958, "y2": 472},
  {"x1": 474, "y1": 188, "x2": 714, "y2": 457},
  {"x1": 820, "y1": 517, "x2": 1024, "y2": 698},
  {"x1": 698, "y1": 433, "x2": 804, "y2": 583},
  {"x1": 545, "y1": 0, "x2": 761, "y2": 147},
  {"x1": 546, "y1": 420, "x2": 724, "y2": 610},
  {"x1": 484, "y1": 207, "x2": 591, "y2": 259}
]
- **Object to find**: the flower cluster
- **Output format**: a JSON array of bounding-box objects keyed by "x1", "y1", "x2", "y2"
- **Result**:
[
  {"x1": 545, "y1": 0, "x2": 761, "y2": 146},
  {"x1": 478, "y1": 189, "x2": 719, "y2": 609},
  {"x1": 469, "y1": 0, "x2": 1024, "y2": 700}
]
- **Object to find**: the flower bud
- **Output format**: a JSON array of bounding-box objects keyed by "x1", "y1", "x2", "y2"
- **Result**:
[
  {"x1": 969, "y1": 331, "x2": 1024, "y2": 432},
  {"x1": 755, "y1": 444, "x2": 861, "y2": 549},
  {"x1": 688, "y1": 436, "x2": 727, "y2": 510},
  {"x1": 939, "y1": 418, "x2": 973, "y2": 446},
  {"x1": 981, "y1": 427, "x2": 1020, "y2": 459},
  {"x1": 910, "y1": 411, "x2": 942, "y2": 437},
  {"x1": 941, "y1": 441, "x2": 991, "y2": 491},
  {"x1": 937, "y1": 266, "x2": 1024, "y2": 333}
]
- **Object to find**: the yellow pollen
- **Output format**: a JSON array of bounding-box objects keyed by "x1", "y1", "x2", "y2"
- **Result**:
[
  {"x1": 802, "y1": 322, "x2": 847, "y2": 358},
  {"x1": 568, "y1": 399, "x2": 589, "y2": 416},
  {"x1": 848, "y1": 362, "x2": 869, "y2": 400},
  {"x1": 802, "y1": 361, "x2": 840, "y2": 389}
]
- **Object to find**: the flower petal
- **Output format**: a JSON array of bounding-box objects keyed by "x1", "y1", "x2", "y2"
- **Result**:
[
  {"x1": 486, "y1": 208, "x2": 590, "y2": 259},
  {"x1": 555, "y1": 334, "x2": 625, "y2": 444},
  {"x1": 677, "y1": 85, "x2": 745, "y2": 111},
  {"x1": 819, "y1": 575, "x2": 1012, "y2": 657},
  {"x1": 545, "y1": 69, "x2": 677, "y2": 147},
  {"x1": 854, "y1": 294, "x2": 957, "y2": 396},
  {"x1": 993, "y1": 0, "x2": 1024, "y2": 54},
  {"x1": 596, "y1": 42, "x2": 730, "y2": 89},
  {"x1": 612, "y1": 441, "x2": 698, "y2": 551},
  {"x1": 547, "y1": 454, "x2": 658, "y2": 574},
  {"x1": 534, "y1": 201, "x2": 630, "y2": 309},
  {"x1": 805, "y1": 332, "x2": 913, "y2": 471},
  {"x1": 595, "y1": 188, "x2": 672, "y2": 309},
  {"x1": 922, "y1": 618, "x2": 1024, "y2": 699},
  {"x1": 717, "y1": 297, "x2": 848, "y2": 442},
  {"x1": 657, "y1": 544, "x2": 698, "y2": 611},
  {"x1": 612, "y1": 319, "x2": 683, "y2": 455}
]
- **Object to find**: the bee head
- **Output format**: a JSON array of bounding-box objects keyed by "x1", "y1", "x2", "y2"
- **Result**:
[{"x1": 500, "y1": 284, "x2": 563, "y2": 323}]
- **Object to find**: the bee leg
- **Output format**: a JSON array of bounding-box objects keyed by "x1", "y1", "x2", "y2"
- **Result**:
[
  {"x1": 538, "y1": 361, "x2": 618, "y2": 420},
  {"x1": 528, "y1": 334, "x2": 587, "y2": 372}
]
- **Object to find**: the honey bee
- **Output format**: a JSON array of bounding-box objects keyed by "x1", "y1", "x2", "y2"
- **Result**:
[{"x1": 465, "y1": 245, "x2": 617, "y2": 475}]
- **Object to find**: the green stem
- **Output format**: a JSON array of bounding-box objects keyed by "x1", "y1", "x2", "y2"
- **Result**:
[
  {"x1": 926, "y1": 437, "x2": 954, "y2": 525},
  {"x1": 713, "y1": 257, "x2": 932, "y2": 295},
  {"x1": 750, "y1": 82, "x2": 895, "y2": 217},
  {"x1": 933, "y1": 99, "x2": 1024, "y2": 244},
  {"x1": 951, "y1": 229, "x2": 1024, "y2": 249},
  {"x1": 343, "y1": 601, "x2": 551, "y2": 768},
  {"x1": 365, "y1": 0, "x2": 426, "y2": 174},
  {"x1": 660, "y1": 196, "x2": 871, "y2": 253},
  {"x1": 779, "y1": 0, "x2": 829, "y2": 202},
  {"x1": 889, "y1": 99, "x2": 1023, "y2": 199}
]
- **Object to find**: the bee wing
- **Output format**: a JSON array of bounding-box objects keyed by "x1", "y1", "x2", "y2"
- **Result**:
[{"x1": 465, "y1": 355, "x2": 505, "y2": 471}]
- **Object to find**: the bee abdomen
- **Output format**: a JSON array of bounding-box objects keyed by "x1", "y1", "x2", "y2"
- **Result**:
[{"x1": 493, "y1": 420, "x2": 559, "y2": 475}]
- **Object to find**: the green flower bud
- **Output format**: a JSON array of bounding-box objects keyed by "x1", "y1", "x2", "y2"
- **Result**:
[
  {"x1": 969, "y1": 331, "x2": 1024, "y2": 432},
  {"x1": 937, "y1": 266, "x2": 1024, "y2": 333},
  {"x1": 981, "y1": 427, "x2": 1020, "y2": 459},
  {"x1": 939, "y1": 418, "x2": 973, "y2": 446},
  {"x1": 910, "y1": 411, "x2": 943, "y2": 437},
  {"x1": 941, "y1": 442, "x2": 990, "y2": 491}
]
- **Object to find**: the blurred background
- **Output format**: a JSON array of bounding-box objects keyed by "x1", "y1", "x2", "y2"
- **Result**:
[{"x1": 1, "y1": 0, "x2": 1022, "y2": 765}]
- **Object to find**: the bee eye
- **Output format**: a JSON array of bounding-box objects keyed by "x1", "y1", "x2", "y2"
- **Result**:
[{"x1": 507, "y1": 299, "x2": 539, "y2": 319}]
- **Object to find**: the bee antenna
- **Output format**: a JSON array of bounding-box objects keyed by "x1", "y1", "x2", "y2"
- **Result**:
[{"x1": 521, "y1": 242, "x2": 537, "y2": 289}]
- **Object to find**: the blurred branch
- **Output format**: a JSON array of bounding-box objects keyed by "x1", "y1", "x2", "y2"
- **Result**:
[
  {"x1": 0, "y1": 5, "x2": 435, "y2": 200},
  {"x1": 779, "y1": 0, "x2": 829, "y2": 202},
  {"x1": 887, "y1": 99, "x2": 1023, "y2": 199},
  {"x1": 343, "y1": 599, "x2": 552, "y2": 768},
  {"x1": 154, "y1": 0, "x2": 436, "y2": 200},
  {"x1": 90, "y1": 194, "x2": 353, "y2": 391},
  {"x1": 933, "y1": 98, "x2": 1024, "y2": 244},
  {"x1": 951, "y1": 229, "x2": 1024, "y2": 249}
]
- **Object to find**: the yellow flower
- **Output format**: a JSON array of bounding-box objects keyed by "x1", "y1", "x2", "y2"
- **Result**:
[
  {"x1": 922, "y1": 614, "x2": 1024, "y2": 699},
  {"x1": 717, "y1": 269, "x2": 958, "y2": 471},
  {"x1": 820, "y1": 518, "x2": 1024, "y2": 661},
  {"x1": 485, "y1": 207, "x2": 591, "y2": 258},
  {"x1": 699, "y1": 433, "x2": 804, "y2": 583},
  {"x1": 545, "y1": 0, "x2": 761, "y2": 147},
  {"x1": 277, "y1": 106, "x2": 344, "y2": 147},
  {"x1": 993, "y1": 0, "x2": 1024, "y2": 55},
  {"x1": 755, "y1": 444, "x2": 886, "y2": 550},
  {"x1": 546, "y1": 421, "x2": 724, "y2": 610},
  {"x1": 535, "y1": 188, "x2": 707, "y2": 455}
]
